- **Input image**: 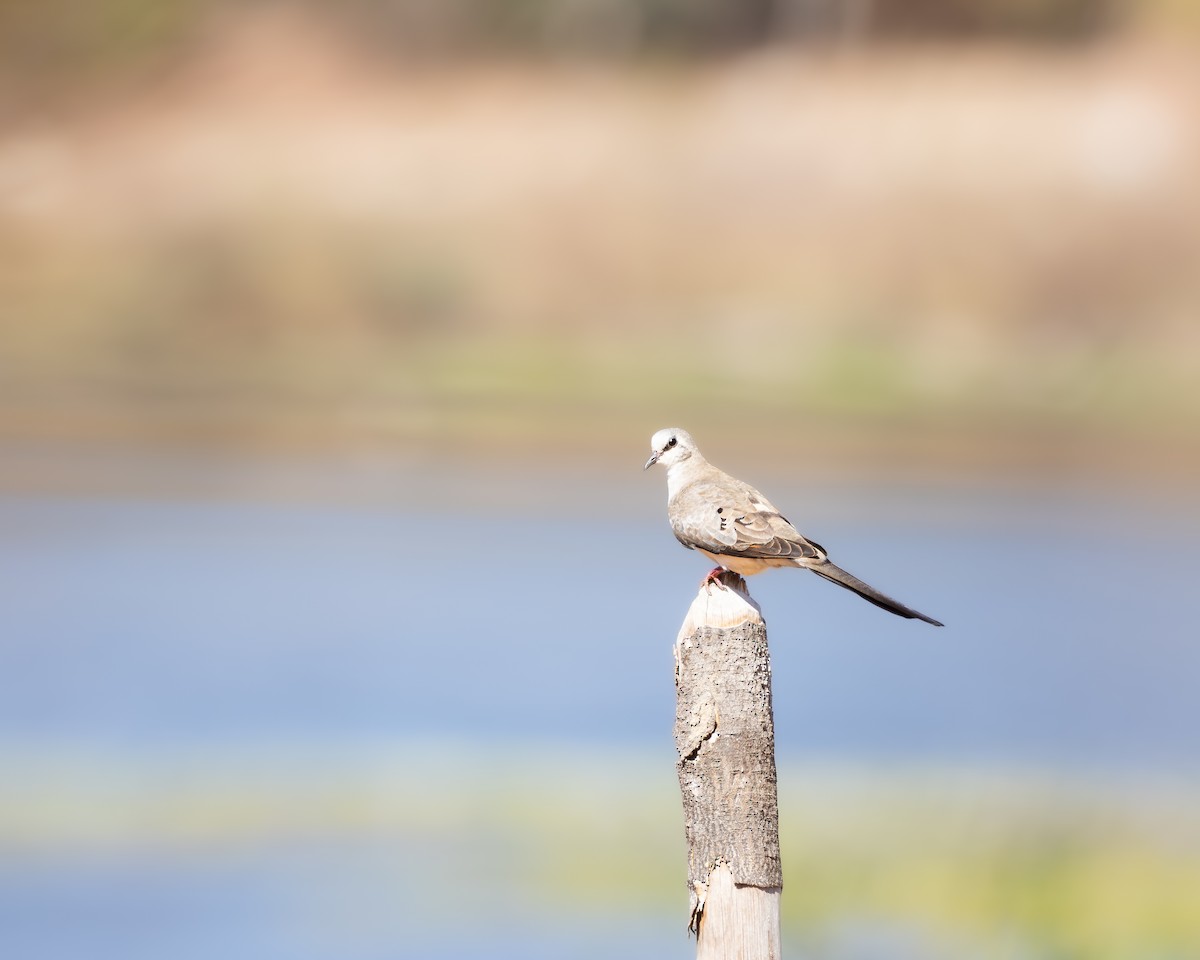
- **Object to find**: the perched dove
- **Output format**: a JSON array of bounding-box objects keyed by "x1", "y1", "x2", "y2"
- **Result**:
[{"x1": 645, "y1": 427, "x2": 943, "y2": 626}]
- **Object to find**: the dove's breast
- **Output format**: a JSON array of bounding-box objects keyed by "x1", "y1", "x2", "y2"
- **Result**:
[{"x1": 696, "y1": 550, "x2": 788, "y2": 577}]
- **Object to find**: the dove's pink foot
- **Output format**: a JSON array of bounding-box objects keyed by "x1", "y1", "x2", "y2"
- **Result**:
[{"x1": 702, "y1": 567, "x2": 728, "y2": 592}]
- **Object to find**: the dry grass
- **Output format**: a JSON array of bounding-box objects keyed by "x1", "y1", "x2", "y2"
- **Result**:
[{"x1": 2, "y1": 7, "x2": 1198, "y2": 482}]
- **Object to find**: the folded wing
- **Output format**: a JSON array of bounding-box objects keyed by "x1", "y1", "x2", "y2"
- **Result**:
[{"x1": 670, "y1": 477, "x2": 826, "y2": 562}]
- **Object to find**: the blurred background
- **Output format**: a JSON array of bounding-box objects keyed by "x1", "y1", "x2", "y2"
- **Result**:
[{"x1": 2, "y1": 1, "x2": 1199, "y2": 957}]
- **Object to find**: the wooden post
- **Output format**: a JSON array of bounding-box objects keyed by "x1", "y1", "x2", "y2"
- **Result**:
[{"x1": 674, "y1": 570, "x2": 782, "y2": 958}]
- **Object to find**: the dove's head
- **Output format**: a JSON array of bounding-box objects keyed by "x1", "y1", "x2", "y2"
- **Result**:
[{"x1": 644, "y1": 427, "x2": 698, "y2": 471}]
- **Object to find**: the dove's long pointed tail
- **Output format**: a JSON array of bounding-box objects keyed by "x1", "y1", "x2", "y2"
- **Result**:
[{"x1": 806, "y1": 560, "x2": 944, "y2": 626}]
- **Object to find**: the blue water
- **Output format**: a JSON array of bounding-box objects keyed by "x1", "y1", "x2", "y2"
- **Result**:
[
  {"x1": 2, "y1": 485, "x2": 1197, "y2": 767},
  {"x1": 1, "y1": 469, "x2": 1198, "y2": 960},
  {"x1": 0, "y1": 847, "x2": 681, "y2": 960}
]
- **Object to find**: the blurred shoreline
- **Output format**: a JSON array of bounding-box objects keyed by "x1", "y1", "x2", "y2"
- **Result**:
[
  {"x1": 3, "y1": 12, "x2": 1198, "y2": 502},
  {"x1": 2, "y1": 418, "x2": 1197, "y2": 504}
]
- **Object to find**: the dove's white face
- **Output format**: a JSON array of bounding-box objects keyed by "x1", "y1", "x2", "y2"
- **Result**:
[{"x1": 644, "y1": 427, "x2": 697, "y2": 471}]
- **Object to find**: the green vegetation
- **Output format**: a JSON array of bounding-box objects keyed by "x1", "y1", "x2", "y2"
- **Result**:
[{"x1": 4, "y1": 749, "x2": 1198, "y2": 957}]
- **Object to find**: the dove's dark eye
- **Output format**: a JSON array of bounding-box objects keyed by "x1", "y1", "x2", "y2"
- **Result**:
[{"x1": 667, "y1": 437, "x2": 677, "y2": 448}]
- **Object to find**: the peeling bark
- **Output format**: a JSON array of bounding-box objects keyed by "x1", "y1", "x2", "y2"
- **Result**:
[{"x1": 673, "y1": 570, "x2": 782, "y2": 952}]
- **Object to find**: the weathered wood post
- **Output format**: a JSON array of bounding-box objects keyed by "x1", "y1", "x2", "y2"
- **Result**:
[{"x1": 674, "y1": 569, "x2": 782, "y2": 958}]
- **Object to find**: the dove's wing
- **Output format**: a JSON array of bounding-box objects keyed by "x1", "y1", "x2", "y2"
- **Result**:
[{"x1": 669, "y1": 469, "x2": 826, "y2": 563}]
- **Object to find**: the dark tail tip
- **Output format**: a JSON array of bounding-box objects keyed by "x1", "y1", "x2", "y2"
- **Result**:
[{"x1": 811, "y1": 561, "x2": 944, "y2": 627}]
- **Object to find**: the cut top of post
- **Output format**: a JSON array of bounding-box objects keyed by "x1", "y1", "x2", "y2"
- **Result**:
[{"x1": 677, "y1": 570, "x2": 764, "y2": 640}]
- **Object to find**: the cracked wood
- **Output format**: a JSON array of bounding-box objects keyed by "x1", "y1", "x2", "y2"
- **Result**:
[{"x1": 674, "y1": 570, "x2": 783, "y2": 922}]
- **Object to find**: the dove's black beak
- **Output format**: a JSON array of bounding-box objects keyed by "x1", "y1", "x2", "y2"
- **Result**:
[{"x1": 643, "y1": 451, "x2": 659, "y2": 470}]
